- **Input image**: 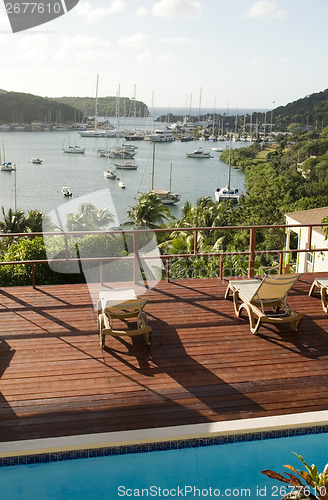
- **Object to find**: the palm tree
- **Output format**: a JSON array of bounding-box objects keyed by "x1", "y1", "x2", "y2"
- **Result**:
[
  {"x1": 26, "y1": 210, "x2": 45, "y2": 233},
  {"x1": 126, "y1": 193, "x2": 171, "y2": 228},
  {"x1": 0, "y1": 207, "x2": 29, "y2": 233},
  {"x1": 66, "y1": 203, "x2": 114, "y2": 231}
]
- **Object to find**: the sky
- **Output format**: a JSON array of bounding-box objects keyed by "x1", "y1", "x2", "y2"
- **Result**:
[{"x1": 0, "y1": 0, "x2": 327, "y2": 113}]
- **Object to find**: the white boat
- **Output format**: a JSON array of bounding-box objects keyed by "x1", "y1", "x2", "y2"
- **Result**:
[
  {"x1": 215, "y1": 186, "x2": 241, "y2": 203},
  {"x1": 186, "y1": 147, "x2": 213, "y2": 158},
  {"x1": 78, "y1": 129, "x2": 113, "y2": 138},
  {"x1": 149, "y1": 142, "x2": 180, "y2": 205},
  {"x1": 124, "y1": 132, "x2": 144, "y2": 141},
  {"x1": 114, "y1": 162, "x2": 137, "y2": 170},
  {"x1": 118, "y1": 181, "x2": 125, "y2": 189},
  {"x1": 150, "y1": 189, "x2": 180, "y2": 204},
  {"x1": 77, "y1": 75, "x2": 113, "y2": 138},
  {"x1": 104, "y1": 170, "x2": 116, "y2": 179},
  {"x1": 211, "y1": 146, "x2": 226, "y2": 153},
  {"x1": 63, "y1": 145, "x2": 85, "y2": 154},
  {"x1": 106, "y1": 149, "x2": 135, "y2": 159},
  {"x1": 31, "y1": 158, "x2": 43, "y2": 164},
  {"x1": 1, "y1": 162, "x2": 15, "y2": 171},
  {"x1": 61, "y1": 186, "x2": 72, "y2": 197},
  {"x1": 148, "y1": 129, "x2": 175, "y2": 142},
  {"x1": 215, "y1": 142, "x2": 243, "y2": 204}
]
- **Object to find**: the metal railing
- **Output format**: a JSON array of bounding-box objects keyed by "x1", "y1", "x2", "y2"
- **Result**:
[{"x1": 0, "y1": 222, "x2": 327, "y2": 287}]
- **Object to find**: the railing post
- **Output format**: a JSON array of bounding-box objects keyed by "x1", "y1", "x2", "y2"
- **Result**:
[
  {"x1": 279, "y1": 252, "x2": 283, "y2": 274},
  {"x1": 307, "y1": 226, "x2": 312, "y2": 250},
  {"x1": 32, "y1": 263, "x2": 35, "y2": 288},
  {"x1": 133, "y1": 231, "x2": 140, "y2": 284},
  {"x1": 194, "y1": 229, "x2": 198, "y2": 255},
  {"x1": 166, "y1": 257, "x2": 170, "y2": 282},
  {"x1": 219, "y1": 254, "x2": 223, "y2": 280},
  {"x1": 248, "y1": 227, "x2": 257, "y2": 278},
  {"x1": 100, "y1": 261, "x2": 103, "y2": 285}
]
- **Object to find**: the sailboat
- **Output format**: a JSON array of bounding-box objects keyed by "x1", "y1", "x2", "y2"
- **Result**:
[
  {"x1": 215, "y1": 139, "x2": 242, "y2": 204},
  {"x1": 1, "y1": 141, "x2": 15, "y2": 171},
  {"x1": 149, "y1": 141, "x2": 180, "y2": 205},
  {"x1": 78, "y1": 75, "x2": 113, "y2": 138},
  {"x1": 63, "y1": 131, "x2": 85, "y2": 154}
]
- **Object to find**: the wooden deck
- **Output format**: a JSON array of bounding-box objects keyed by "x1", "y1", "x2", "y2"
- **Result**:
[{"x1": 1, "y1": 273, "x2": 328, "y2": 444}]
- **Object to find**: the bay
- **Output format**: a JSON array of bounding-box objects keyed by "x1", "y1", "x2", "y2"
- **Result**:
[{"x1": 0, "y1": 126, "x2": 247, "y2": 226}]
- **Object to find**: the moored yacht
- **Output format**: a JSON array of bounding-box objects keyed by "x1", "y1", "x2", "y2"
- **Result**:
[
  {"x1": 215, "y1": 140, "x2": 243, "y2": 204},
  {"x1": 1, "y1": 162, "x2": 15, "y2": 171},
  {"x1": 150, "y1": 189, "x2": 180, "y2": 205},
  {"x1": 104, "y1": 170, "x2": 117, "y2": 179},
  {"x1": 148, "y1": 129, "x2": 175, "y2": 142},
  {"x1": 186, "y1": 147, "x2": 212, "y2": 158},
  {"x1": 63, "y1": 145, "x2": 85, "y2": 154},
  {"x1": 61, "y1": 186, "x2": 72, "y2": 197},
  {"x1": 215, "y1": 187, "x2": 242, "y2": 204}
]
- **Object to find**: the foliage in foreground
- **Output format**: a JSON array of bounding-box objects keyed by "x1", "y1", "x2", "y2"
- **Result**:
[{"x1": 263, "y1": 453, "x2": 328, "y2": 500}]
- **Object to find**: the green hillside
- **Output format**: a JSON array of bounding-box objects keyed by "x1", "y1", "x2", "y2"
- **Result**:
[
  {"x1": 0, "y1": 91, "x2": 82, "y2": 124},
  {"x1": 0, "y1": 91, "x2": 149, "y2": 125},
  {"x1": 273, "y1": 89, "x2": 328, "y2": 129},
  {"x1": 52, "y1": 96, "x2": 149, "y2": 118}
]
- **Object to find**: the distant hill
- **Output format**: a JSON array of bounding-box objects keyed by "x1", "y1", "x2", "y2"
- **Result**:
[
  {"x1": 52, "y1": 96, "x2": 149, "y2": 118},
  {"x1": 0, "y1": 91, "x2": 82, "y2": 124},
  {"x1": 0, "y1": 91, "x2": 149, "y2": 125},
  {"x1": 272, "y1": 89, "x2": 328, "y2": 129}
]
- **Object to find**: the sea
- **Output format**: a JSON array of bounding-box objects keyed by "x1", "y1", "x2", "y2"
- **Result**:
[{"x1": 0, "y1": 114, "x2": 249, "y2": 226}]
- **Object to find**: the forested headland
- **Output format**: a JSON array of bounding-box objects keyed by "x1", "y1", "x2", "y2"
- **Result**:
[
  {"x1": 0, "y1": 88, "x2": 149, "y2": 124},
  {"x1": 1, "y1": 86, "x2": 328, "y2": 129}
]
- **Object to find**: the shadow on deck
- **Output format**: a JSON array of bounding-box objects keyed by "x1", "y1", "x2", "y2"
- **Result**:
[{"x1": 0, "y1": 273, "x2": 328, "y2": 443}]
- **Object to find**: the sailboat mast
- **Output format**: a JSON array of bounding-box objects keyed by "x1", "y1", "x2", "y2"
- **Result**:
[
  {"x1": 169, "y1": 163, "x2": 173, "y2": 192},
  {"x1": 151, "y1": 141, "x2": 155, "y2": 190},
  {"x1": 14, "y1": 165, "x2": 17, "y2": 211},
  {"x1": 95, "y1": 74, "x2": 99, "y2": 133},
  {"x1": 228, "y1": 137, "x2": 232, "y2": 191}
]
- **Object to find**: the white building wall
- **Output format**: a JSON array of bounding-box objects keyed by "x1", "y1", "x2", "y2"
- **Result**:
[{"x1": 287, "y1": 225, "x2": 328, "y2": 273}]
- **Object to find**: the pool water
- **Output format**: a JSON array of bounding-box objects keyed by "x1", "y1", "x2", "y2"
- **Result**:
[{"x1": 0, "y1": 432, "x2": 327, "y2": 499}]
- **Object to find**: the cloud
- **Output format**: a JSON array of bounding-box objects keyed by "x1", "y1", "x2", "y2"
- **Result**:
[
  {"x1": 251, "y1": 55, "x2": 265, "y2": 64},
  {"x1": 118, "y1": 33, "x2": 153, "y2": 48},
  {"x1": 54, "y1": 35, "x2": 110, "y2": 60},
  {"x1": 75, "y1": 0, "x2": 126, "y2": 22},
  {"x1": 15, "y1": 34, "x2": 49, "y2": 60},
  {"x1": 0, "y1": 34, "x2": 10, "y2": 47},
  {"x1": 152, "y1": 0, "x2": 202, "y2": 18},
  {"x1": 160, "y1": 36, "x2": 190, "y2": 43},
  {"x1": 245, "y1": 1, "x2": 287, "y2": 19},
  {"x1": 136, "y1": 6, "x2": 149, "y2": 17},
  {"x1": 0, "y1": 13, "x2": 10, "y2": 30},
  {"x1": 137, "y1": 48, "x2": 177, "y2": 64}
]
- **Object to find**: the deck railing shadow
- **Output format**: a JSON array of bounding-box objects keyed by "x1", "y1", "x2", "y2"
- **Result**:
[
  {"x1": 102, "y1": 316, "x2": 265, "y2": 421},
  {"x1": 0, "y1": 339, "x2": 17, "y2": 419}
]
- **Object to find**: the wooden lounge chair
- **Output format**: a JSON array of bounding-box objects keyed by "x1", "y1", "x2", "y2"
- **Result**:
[
  {"x1": 309, "y1": 277, "x2": 328, "y2": 312},
  {"x1": 224, "y1": 273, "x2": 303, "y2": 334},
  {"x1": 97, "y1": 289, "x2": 152, "y2": 348}
]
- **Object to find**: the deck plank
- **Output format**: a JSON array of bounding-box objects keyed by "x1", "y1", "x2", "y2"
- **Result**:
[{"x1": 0, "y1": 273, "x2": 328, "y2": 442}]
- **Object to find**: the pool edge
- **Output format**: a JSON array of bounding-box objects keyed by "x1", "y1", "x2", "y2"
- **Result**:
[{"x1": 1, "y1": 409, "x2": 328, "y2": 459}]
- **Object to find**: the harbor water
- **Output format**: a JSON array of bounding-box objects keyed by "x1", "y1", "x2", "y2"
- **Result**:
[{"x1": 0, "y1": 126, "x2": 247, "y2": 225}]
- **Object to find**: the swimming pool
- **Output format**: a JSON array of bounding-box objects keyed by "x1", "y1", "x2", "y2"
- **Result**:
[{"x1": 1, "y1": 426, "x2": 327, "y2": 500}]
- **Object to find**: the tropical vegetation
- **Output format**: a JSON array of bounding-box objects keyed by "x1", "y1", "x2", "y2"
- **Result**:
[
  {"x1": 1, "y1": 122, "x2": 328, "y2": 285},
  {"x1": 262, "y1": 453, "x2": 328, "y2": 500}
]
